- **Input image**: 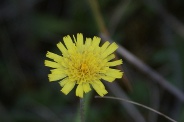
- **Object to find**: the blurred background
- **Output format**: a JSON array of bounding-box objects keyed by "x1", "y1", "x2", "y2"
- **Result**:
[{"x1": 0, "y1": 0, "x2": 184, "y2": 122}]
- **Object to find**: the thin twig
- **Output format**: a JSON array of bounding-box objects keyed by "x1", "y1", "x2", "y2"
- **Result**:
[
  {"x1": 95, "y1": 96, "x2": 177, "y2": 122},
  {"x1": 104, "y1": 82, "x2": 146, "y2": 122}
]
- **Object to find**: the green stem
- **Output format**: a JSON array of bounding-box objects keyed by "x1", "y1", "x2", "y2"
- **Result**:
[{"x1": 80, "y1": 98, "x2": 85, "y2": 122}]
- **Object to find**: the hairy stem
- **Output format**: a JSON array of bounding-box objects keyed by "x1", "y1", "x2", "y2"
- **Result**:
[{"x1": 80, "y1": 98, "x2": 85, "y2": 122}]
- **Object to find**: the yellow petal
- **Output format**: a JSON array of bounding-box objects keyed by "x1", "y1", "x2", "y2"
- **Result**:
[
  {"x1": 105, "y1": 69, "x2": 123, "y2": 78},
  {"x1": 63, "y1": 35, "x2": 75, "y2": 50},
  {"x1": 85, "y1": 38, "x2": 92, "y2": 47},
  {"x1": 101, "y1": 75, "x2": 115, "y2": 82},
  {"x1": 46, "y1": 51, "x2": 62, "y2": 62},
  {"x1": 60, "y1": 57, "x2": 69, "y2": 67},
  {"x1": 94, "y1": 80, "x2": 105, "y2": 89},
  {"x1": 48, "y1": 73, "x2": 67, "y2": 81},
  {"x1": 73, "y1": 35, "x2": 77, "y2": 43},
  {"x1": 77, "y1": 33, "x2": 83, "y2": 47},
  {"x1": 45, "y1": 60, "x2": 60, "y2": 68},
  {"x1": 107, "y1": 59, "x2": 122, "y2": 66},
  {"x1": 50, "y1": 69, "x2": 65, "y2": 75},
  {"x1": 91, "y1": 82, "x2": 108, "y2": 97},
  {"x1": 57, "y1": 42, "x2": 68, "y2": 56},
  {"x1": 46, "y1": 51, "x2": 63, "y2": 62},
  {"x1": 92, "y1": 36, "x2": 100, "y2": 48},
  {"x1": 99, "y1": 69, "x2": 108, "y2": 74},
  {"x1": 59, "y1": 77, "x2": 69, "y2": 86},
  {"x1": 105, "y1": 54, "x2": 115, "y2": 61},
  {"x1": 61, "y1": 81, "x2": 75, "y2": 95},
  {"x1": 88, "y1": 45, "x2": 95, "y2": 52},
  {"x1": 102, "y1": 42, "x2": 118, "y2": 58},
  {"x1": 83, "y1": 83, "x2": 91, "y2": 93},
  {"x1": 101, "y1": 41, "x2": 110, "y2": 53},
  {"x1": 76, "y1": 84, "x2": 83, "y2": 98}
]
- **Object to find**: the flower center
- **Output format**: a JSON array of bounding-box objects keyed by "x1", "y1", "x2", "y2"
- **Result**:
[
  {"x1": 66, "y1": 50, "x2": 105, "y2": 84},
  {"x1": 81, "y1": 63, "x2": 88, "y2": 73}
]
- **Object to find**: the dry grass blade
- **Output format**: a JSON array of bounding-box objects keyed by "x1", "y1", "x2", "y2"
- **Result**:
[{"x1": 95, "y1": 96, "x2": 177, "y2": 122}]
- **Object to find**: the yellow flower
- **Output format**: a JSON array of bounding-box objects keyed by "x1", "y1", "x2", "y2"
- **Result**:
[{"x1": 44, "y1": 33, "x2": 123, "y2": 98}]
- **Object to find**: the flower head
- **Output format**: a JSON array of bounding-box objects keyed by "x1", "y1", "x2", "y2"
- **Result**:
[{"x1": 45, "y1": 33, "x2": 123, "y2": 98}]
